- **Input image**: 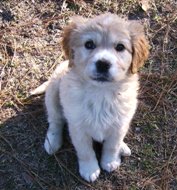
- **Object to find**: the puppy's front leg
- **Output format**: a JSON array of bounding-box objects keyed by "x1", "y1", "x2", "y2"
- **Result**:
[
  {"x1": 69, "y1": 128, "x2": 100, "y2": 182},
  {"x1": 101, "y1": 128, "x2": 131, "y2": 172}
]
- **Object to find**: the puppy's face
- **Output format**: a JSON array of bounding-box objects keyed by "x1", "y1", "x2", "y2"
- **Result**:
[{"x1": 62, "y1": 14, "x2": 149, "y2": 83}]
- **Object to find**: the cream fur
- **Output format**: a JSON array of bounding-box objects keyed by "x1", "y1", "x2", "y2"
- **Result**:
[{"x1": 43, "y1": 13, "x2": 149, "y2": 182}]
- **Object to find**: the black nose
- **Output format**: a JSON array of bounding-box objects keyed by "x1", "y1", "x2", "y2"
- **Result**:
[{"x1": 96, "y1": 60, "x2": 111, "y2": 73}]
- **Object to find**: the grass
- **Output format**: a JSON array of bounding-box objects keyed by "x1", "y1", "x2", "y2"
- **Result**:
[{"x1": 0, "y1": 0, "x2": 177, "y2": 189}]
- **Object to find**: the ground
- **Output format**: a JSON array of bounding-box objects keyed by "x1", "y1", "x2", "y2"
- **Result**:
[{"x1": 0, "y1": 0, "x2": 177, "y2": 189}]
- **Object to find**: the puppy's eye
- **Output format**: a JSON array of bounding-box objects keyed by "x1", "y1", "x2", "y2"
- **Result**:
[
  {"x1": 85, "y1": 40, "x2": 96, "y2": 50},
  {"x1": 115, "y1": 43, "x2": 125, "y2": 52}
]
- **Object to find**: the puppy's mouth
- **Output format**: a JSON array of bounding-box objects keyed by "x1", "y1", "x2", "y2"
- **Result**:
[{"x1": 91, "y1": 75, "x2": 112, "y2": 82}]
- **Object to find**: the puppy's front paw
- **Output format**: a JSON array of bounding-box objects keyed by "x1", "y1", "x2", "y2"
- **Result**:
[
  {"x1": 44, "y1": 130, "x2": 62, "y2": 155},
  {"x1": 120, "y1": 142, "x2": 131, "y2": 156},
  {"x1": 101, "y1": 157, "x2": 121, "y2": 172},
  {"x1": 79, "y1": 159, "x2": 100, "y2": 182}
]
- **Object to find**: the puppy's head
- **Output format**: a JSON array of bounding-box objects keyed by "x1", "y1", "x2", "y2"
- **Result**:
[{"x1": 62, "y1": 14, "x2": 149, "y2": 83}]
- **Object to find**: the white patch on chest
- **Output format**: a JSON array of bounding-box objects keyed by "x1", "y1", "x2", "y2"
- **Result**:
[{"x1": 60, "y1": 72, "x2": 138, "y2": 142}]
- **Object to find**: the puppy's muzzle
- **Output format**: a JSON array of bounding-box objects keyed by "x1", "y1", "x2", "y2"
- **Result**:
[{"x1": 92, "y1": 59, "x2": 112, "y2": 82}]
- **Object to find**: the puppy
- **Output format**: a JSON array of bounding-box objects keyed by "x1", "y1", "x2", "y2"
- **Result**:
[{"x1": 42, "y1": 13, "x2": 149, "y2": 182}]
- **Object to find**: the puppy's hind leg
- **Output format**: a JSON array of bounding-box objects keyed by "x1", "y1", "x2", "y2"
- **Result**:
[{"x1": 44, "y1": 80, "x2": 64, "y2": 155}]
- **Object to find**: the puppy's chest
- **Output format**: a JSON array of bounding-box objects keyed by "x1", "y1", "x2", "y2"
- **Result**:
[
  {"x1": 82, "y1": 90, "x2": 125, "y2": 128},
  {"x1": 60, "y1": 76, "x2": 137, "y2": 134},
  {"x1": 79, "y1": 88, "x2": 134, "y2": 141}
]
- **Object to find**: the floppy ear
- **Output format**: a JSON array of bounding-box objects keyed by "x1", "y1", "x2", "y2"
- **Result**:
[
  {"x1": 61, "y1": 22, "x2": 77, "y2": 60},
  {"x1": 129, "y1": 21, "x2": 149, "y2": 74},
  {"x1": 61, "y1": 16, "x2": 86, "y2": 61}
]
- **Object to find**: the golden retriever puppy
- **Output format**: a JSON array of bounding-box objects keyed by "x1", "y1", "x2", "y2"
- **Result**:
[{"x1": 43, "y1": 13, "x2": 149, "y2": 182}]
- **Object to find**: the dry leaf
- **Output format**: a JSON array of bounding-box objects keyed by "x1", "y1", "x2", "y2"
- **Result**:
[{"x1": 140, "y1": 0, "x2": 151, "y2": 12}]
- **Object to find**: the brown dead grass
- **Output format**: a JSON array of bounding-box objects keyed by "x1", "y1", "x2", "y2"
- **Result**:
[{"x1": 0, "y1": 0, "x2": 177, "y2": 189}]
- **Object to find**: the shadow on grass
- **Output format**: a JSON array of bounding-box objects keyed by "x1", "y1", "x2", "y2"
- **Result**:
[{"x1": 0, "y1": 95, "x2": 81, "y2": 190}]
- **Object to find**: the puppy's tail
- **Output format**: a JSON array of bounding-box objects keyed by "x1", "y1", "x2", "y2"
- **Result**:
[{"x1": 30, "y1": 81, "x2": 49, "y2": 95}]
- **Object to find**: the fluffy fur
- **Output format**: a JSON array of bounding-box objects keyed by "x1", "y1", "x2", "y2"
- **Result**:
[{"x1": 42, "y1": 13, "x2": 149, "y2": 182}]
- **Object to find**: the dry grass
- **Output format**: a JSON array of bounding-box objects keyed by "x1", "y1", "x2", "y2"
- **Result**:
[{"x1": 0, "y1": 0, "x2": 177, "y2": 189}]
